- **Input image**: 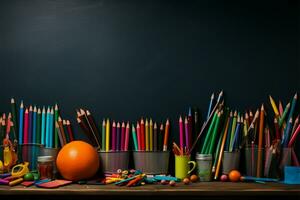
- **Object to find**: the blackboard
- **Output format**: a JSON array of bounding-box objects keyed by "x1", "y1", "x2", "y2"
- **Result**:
[{"x1": 0, "y1": 0, "x2": 299, "y2": 153}]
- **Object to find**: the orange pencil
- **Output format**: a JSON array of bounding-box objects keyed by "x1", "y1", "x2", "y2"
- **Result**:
[
  {"x1": 257, "y1": 104, "x2": 264, "y2": 177},
  {"x1": 163, "y1": 119, "x2": 170, "y2": 151}
]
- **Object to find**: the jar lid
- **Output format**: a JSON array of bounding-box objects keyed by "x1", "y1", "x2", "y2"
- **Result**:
[
  {"x1": 195, "y1": 153, "x2": 212, "y2": 160},
  {"x1": 38, "y1": 156, "x2": 54, "y2": 162}
]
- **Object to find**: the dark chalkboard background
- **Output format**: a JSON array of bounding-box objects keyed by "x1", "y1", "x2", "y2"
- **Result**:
[{"x1": 0, "y1": 0, "x2": 299, "y2": 154}]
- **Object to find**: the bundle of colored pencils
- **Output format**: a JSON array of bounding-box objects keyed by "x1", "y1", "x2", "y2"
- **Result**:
[
  {"x1": 0, "y1": 113, "x2": 16, "y2": 144},
  {"x1": 17, "y1": 99, "x2": 72, "y2": 148},
  {"x1": 131, "y1": 118, "x2": 170, "y2": 151},
  {"x1": 173, "y1": 112, "x2": 194, "y2": 156},
  {"x1": 76, "y1": 109, "x2": 101, "y2": 149},
  {"x1": 100, "y1": 119, "x2": 130, "y2": 152},
  {"x1": 268, "y1": 94, "x2": 299, "y2": 167}
]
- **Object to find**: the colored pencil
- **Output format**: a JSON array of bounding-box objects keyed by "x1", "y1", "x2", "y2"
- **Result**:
[
  {"x1": 36, "y1": 108, "x2": 41, "y2": 144},
  {"x1": 283, "y1": 117, "x2": 293, "y2": 147},
  {"x1": 188, "y1": 108, "x2": 193, "y2": 149},
  {"x1": 58, "y1": 117, "x2": 67, "y2": 145},
  {"x1": 291, "y1": 116, "x2": 299, "y2": 137},
  {"x1": 184, "y1": 117, "x2": 189, "y2": 152},
  {"x1": 140, "y1": 119, "x2": 145, "y2": 151},
  {"x1": 28, "y1": 105, "x2": 33, "y2": 143},
  {"x1": 269, "y1": 95, "x2": 279, "y2": 117},
  {"x1": 32, "y1": 106, "x2": 37, "y2": 144},
  {"x1": 149, "y1": 119, "x2": 153, "y2": 151},
  {"x1": 10, "y1": 98, "x2": 18, "y2": 140},
  {"x1": 279, "y1": 103, "x2": 291, "y2": 127},
  {"x1": 201, "y1": 110, "x2": 218, "y2": 153},
  {"x1": 23, "y1": 109, "x2": 29, "y2": 144},
  {"x1": 66, "y1": 120, "x2": 74, "y2": 141},
  {"x1": 229, "y1": 111, "x2": 237, "y2": 151},
  {"x1": 214, "y1": 113, "x2": 230, "y2": 180},
  {"x1": 131, "y1": 125, "x2": 138, "y2": 151},
  {"x1": 207, "y1": 93, "x2": 214, "y2": 120},
  {"x1": 18, "y1": 101, "x2": 24, "y2": 145},
  {"x1": 116, "y1": 122, "x2": 121, "y2": 151},
  {"x1": 56, "y1": 121, "x2": 65, "y2": 147},
  {"x1": 41, "y1": 107, "x2": 46, "y2": 145},
  {"x1": 207, "y1": 111, "x2": 221, "y2": 154},
  {"x1": 145, "y1": 119, "x2": 149, "y2": 151},
  {"x1": 257, "y1": 104, "x2": 264, "y2": 177},
  {"x1": 288, "y1": 123, "x2": 300, "y2": 147},
  {"x1": 136, "y1": 122, "x2": 141, "y2": 151},
  {"x1": 279, "y1": 100, "x2": 284, "y2": 117},
  {"x1": 159, "y1": 123, "x2": 164, "y2": 151},
  {"x1": 287, "y1": 93, "x2": 297, "y2": 123},
  {"x1": 124, "y1": 122, "x2": 130, "y2": 151},
  {"x1": 224, "y1": 111, "x2": 233, "y2": 151},
  {"x1": 112, "y1": 121, "x2": 116, "y2": 151},
  {"x1": 179, "y1": 116, "x2": 184, "y2": 153},
  {"x1": 49, "y1": 108, "x2": 54, "y2": 148},
  {"x1": 274, "y1": 118, "x2": 280, "y2": 140},
  {"x1": 106, "y1": 119, "x2": 110, "y2": 151},
  {"x1": 86, "y1": 110, "x2": 100, "y2": 145},
  {"x1": 54, "y1": 104, "x2": 59, "y2": 148},
  {"x1": 45, "y1": 107, "x2": 50, "y2": 147},
  {"x1": 231, "y1": 115, "x2": 241, "y2": 152},
  {"x1": 121, "y1": 122, "x2": 125, "y2": 151},
  {"x1": 153, "y1": 122, "x2": 158, "y2": 151},
  {"x1": 163, "y1": 119, "x2": 170, "y2": 151},
  {"x1": 101, "y1": 119, "x2": 106, "y2": 149}
]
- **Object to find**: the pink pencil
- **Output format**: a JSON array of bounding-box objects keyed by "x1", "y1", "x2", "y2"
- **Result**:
[
  {"x1": 184, "y1": 117, "x2": 189, "y2": 152},
  {"x1": 288, "y1": 123, "x2": 300, "y2": 147},
  {"x1": 121, "y1": 122, "x2": 125, "y2": 151},
  {"x1": 124, "y1": 122, "x2": 130, "y2": 151},
  {"x1": 136, "y1": 122, "x2": 141, "y2": 151},
  {"x1": 179, "y1": 116, "x2": 184, "y2": 154},
  {"x1": 23, "y1": 109, "x2": 29, "y2": 144},
  {"x1": 112, "y1": 121, "x2": 116, "y2": 151}
]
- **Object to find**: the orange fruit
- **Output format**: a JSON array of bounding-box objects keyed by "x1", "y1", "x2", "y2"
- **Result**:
[
  {"x1": 56, "y1": 141, "x2": 99, "y2": 181},
  {"x1": 228, "y1": 170, "x2": 241, "y2": 182}
]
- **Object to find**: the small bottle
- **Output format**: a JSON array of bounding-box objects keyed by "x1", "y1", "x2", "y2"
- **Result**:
[{"x1": 37, "y1": 156, "x2": 54, "y2": 180}]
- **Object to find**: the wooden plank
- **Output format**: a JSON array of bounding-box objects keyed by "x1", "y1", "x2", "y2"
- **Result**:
[{"x1": 0, "y1": 182, "x2": 299, "y2": 196}]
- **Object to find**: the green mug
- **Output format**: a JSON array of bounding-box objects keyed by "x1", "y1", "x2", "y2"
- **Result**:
[{"x1": 175, "y1": 154, "x2": 196, "y2": 179}]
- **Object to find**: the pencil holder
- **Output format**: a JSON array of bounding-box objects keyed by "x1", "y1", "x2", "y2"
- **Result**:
[
  {"x1": 222, "y1": 151, "x2": 240, "y2": 174},
  {"x1": 176, "y1": 154, "x2": 196, "y2": 180},
  {"x1": 263, "y1": 147, "x2": 278, "y2": 178},
  {"x1": 195, "y1": 153, "x2": 212, "y2": 181},
  {"x1": 40, "y1": 147, "x2": 60, "y2": 176},
  {"x1": 279, "y1": 147, "x2": 292, "y2": 177},
  {"x1": 19, "y1": 143, "x2": 43, "y2": 170},
  {"x1": 133, "y1": 151, "x2": 169, "y2": 175},
  {"x1": 98, "y1": 151, "x2": 129, "y2": 174},
  {"x1": 244, "y1": 146, "x2": 264, "y2": 177}
]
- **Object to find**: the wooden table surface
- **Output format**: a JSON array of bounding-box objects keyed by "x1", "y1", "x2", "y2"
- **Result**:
[{"x1": 0, "y1": 182, "x2": 299, "y2": 197}]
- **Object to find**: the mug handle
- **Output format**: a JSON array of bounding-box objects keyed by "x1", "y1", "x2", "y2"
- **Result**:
[{"x1": 187, "y1": 161, "x2": 196, "y2": 175}]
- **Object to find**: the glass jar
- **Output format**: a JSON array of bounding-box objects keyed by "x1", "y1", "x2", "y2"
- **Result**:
[
  {"x1": 195, "y1": 153, "x2": 212, "y2": 181},
  {"x1": 37, "y1": 156, "x2": 54, "y2": 180}
]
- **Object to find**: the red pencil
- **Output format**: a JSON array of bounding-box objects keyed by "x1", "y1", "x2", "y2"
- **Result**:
[
  {"x1": 66, "y1": 120, "x2": 74, "y2": 141},
  {"x1": 136, "y1": 122, "x2": 141, "y2": 151},
  {"x1": 163, "y1": 119, "x2": 170, "y2": 151},
  {"x1": 140, "y1": 119, "x2": 145, "y2": 151},
  {"x1": 124, "y1": 122, "x2": 130, "y2": 151},
  {"x1": 121, "y1": 122, "x2": 125, "y2": 151}
]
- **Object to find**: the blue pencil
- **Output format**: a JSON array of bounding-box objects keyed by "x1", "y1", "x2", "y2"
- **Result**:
[
  {"x1": 287, "y1": 93, "x2": 297, "y2": 123},
  {"x1": 18, "y1": 101, "x2": 24, "y2": 145},
  {"x1": 49, "y1": 108, "x2": 54, "y2": 148},
  {"x1": 224, "y1": 111, "x2": 233, "y2": 151},
  {"x1": 207, "y1": 93, "x2": 214, "y2": 120},
  {"x1": 231, "y1": 116, "x2": 241, "y2": 151},
  {"x1": 283, "y1": 117, "x2": 293, "y2": 147},
  {"x1": 41, "y1": 107, "x2": 46, "y2": 145},
  {"x1": 32, "y1": 106, "x2": 37, "y2": 144},
  {"x1": 45, "y1": 107, "x2": 50, "y2": 148},
  {"x1": 28, "y1": 105, "x2": 33, "y2": 143}
]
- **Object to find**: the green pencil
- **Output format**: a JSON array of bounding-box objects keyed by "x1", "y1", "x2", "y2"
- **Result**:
[
  {"x1": 36, "y1": 108, "x2": 41, "y2": 144},
  {"x1": 206, "y1": 111, "x2": 222, "y2": 154},
  {"x1": 131, "y1": 125, "x2": 138, "y2": 151},
  {"x1": 101, "y1": 119, "x2": 106, "y2": 149},
  {"x1": 279, "y1": 102, "x2": 291, "y2": 127},
  {"x1": 54, "y1": 104, "x2": 59, "y2": 148},
  {"x1": 201, "y1": 110, "x2": 218, "y2": 154},
  {"x1": 229, "y1": 111, "x2": 237, "y2": 151}
]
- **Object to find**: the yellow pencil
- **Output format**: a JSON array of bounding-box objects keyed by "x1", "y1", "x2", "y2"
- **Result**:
[
  {"x1": 149, "y1": 119, "x2": 153, "y2": 151},
  {"x1": 269, "y1": 95, "x2": 279, "y2": 117},
  {"x1": 106, "y1": 118, "x2": 110, "y2": 151},
  {"x1": 145, "y1": 119, "x2": 149, "y2": 151}
]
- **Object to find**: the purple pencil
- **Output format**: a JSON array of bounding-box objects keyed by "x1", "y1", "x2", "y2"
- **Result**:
[
  {"x1": 121, "y1": 122, "x2": 125, "y2": 151},
  {"x1": 116, "y1": 122, "x2": 121, "y2": 151},
  {"x1": 188, "y1": 108, "x2": 193, "y2": 149},
  {"x1": 112, "y1": 121, "x2": 116, "y2": 151},
  {"x1": 28, "y1": 105, "x2": 33, "y2": 143},
  {"x1": 184, "y1": 117, "x2": 189, "y2": 151}
]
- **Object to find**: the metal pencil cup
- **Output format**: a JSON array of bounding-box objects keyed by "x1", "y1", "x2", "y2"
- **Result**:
[
  {"x1": 222, "y1": 151, "x2": 240, "y2": 174},
  {"x1": 19, "y1": 143, "x2": 43, "y2": 170},
  {"x1": 133, "y1": 151, "x2": 169, "y2": 175},
  {"x1": 244, "y1": 146, "x2": 264, "y2": 177},
  {"x1": 98, "y1": 151, "x2": 129, "y2": 174},
  {"x1": 40, "y1": 147, "x2": 60, "y2": 175},
  {"x1": 195, "y1": 153, "x2": 212, "y2": 181}
]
